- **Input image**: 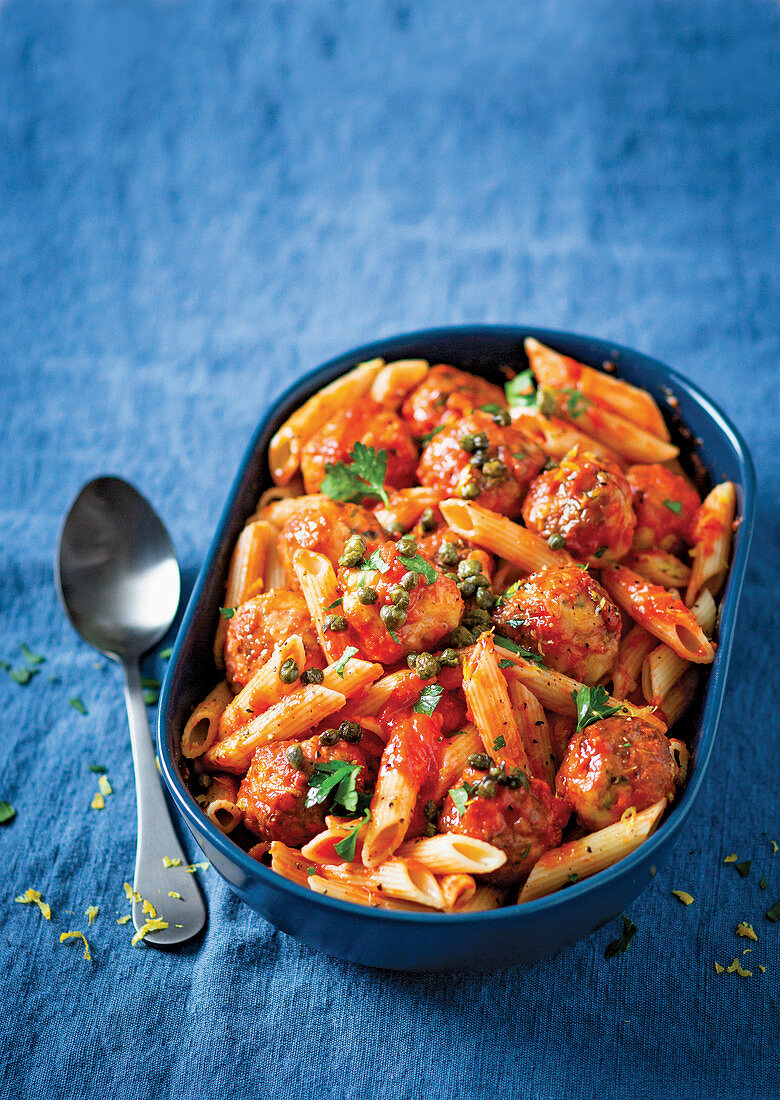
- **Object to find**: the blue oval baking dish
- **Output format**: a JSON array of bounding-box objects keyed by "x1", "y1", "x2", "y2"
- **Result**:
[{"x1": 158, "y1": 325, "x2": 755, "y2": 972}]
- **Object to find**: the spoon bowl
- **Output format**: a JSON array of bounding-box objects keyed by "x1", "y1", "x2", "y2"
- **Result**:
[{"x1": 58, "y1": 476, "x2": 206, "y2": 946}]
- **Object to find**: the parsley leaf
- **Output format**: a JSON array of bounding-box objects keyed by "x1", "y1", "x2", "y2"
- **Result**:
[
  {"x1": 305, "y1": 761, "x2": 363, "y2": 814},
  {"x1": 734, "y1": 860, "x2": 751, "y2": 879},
  {"x1": 492, "y1": 734, "x2": 506, "y2": 751},
  {"x1": 562, "y1": 388, "x2": 592, "y2": 419},
  {"x1": 449, "y1": 785, "x2": 471, "y2": 820},
  {"x1": 324, "y1": 597, "x2": 343, "y2": 610},
  {"x1": 158, "y1": 647, "x2": 173, "y2": 660},
  {"x1": 69, "y1": 697, "x2": 88, "y2": 715},
  {"x1": 604, "y1": 914, "x2": 637, "y2": 958},
  {"x1": 143, "y1": 689, "x2": 160, "y2": 706},
  {"x1": 397, "y1": 553, "x2": 437, "y2": 585},
  {"x1": 333, "y1": 808, "x2": 371, "y2": 861},
  {"x1": 413, "y1": 683, "x2": 444, "y2": 716},
  {"x1": 420, "y1": 425, "x2": 447, "y2": 447},
  {"x1": 571, "y1": 684, "x2": 624, "y2": 731},
  {"x1": 332, "y1": 646, "x2": 358, "y2": 678},
  {"x1": 493, "y1": 635, "x2": 546, "y2": 667},
  {"x1": 219, "y1": 607, "x2": 235, "y2": 619},
  {"x1": 663, "y1": 499, "x2": 683, "y2": 515},
  {"x1": 9, "y1": 667, "x2": 38, "y2": 685},
  {"x1": 363, "y1": 548, "x2": 389, "y2": 573},
  {"x1": 386, "y1": 625, "x2": 401, "y2": 645},
  {"x1": 141, "y1": 677, "x2": 161, "y2": 690},
  {"x1": 505, "y1": 369, "x2": 537, "y2": 408},
  {"x1": 498, "y1": 659, "x2": 514, "y2": 669},
  {"x1": 320, "y1": 442, "x2": 390, "y2": 506},
  {"x1": 20, "y1": 644, "x2": 45, "y2": 666},
  {"x1": 88, "y1": 764, "x2": 106, "y2": 774},
  {"x1": 0, "y1": 801, "x2": 16, "y2": 825},
  {"x1": 479, "y1": 403, "x2": 504, "y2": 415}
]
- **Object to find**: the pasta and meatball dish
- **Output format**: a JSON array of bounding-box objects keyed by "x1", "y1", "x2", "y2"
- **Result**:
[{"x1": 180, "y1": 339, "x2": 736, "y2": 913}]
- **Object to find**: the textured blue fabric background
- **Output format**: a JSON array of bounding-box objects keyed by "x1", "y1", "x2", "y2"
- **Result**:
[{"x1": 0, "y1": 2, "x2": 778, "y2": 1097}]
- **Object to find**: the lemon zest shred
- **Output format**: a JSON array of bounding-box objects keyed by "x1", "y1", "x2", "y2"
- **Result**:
[
  {"x1": 15, "y1": 889, "x2": 51, "y2": 919},
  {"x1": 736, "y1": 921, "x2": 758, "y2": 941},
  {"x1": 91, "y1": 792, "x2": 105, "y2": 810},
  {"x1": 98, "y1": 775, "x2": 112, "y2": 797},
  {"x1": 714, "y1": 961, "x2": 724, "y2": 974},
  {"x1": 123, "y1": 882, "x2": 142, "y2": 904},
  {"x1": 85, "y1": 905, "x2": 99, "y2": 925},
  {"x1": 726, "y1": 957, "x2": 752, "y2": 977},
  {"x1": 131, "y1": 917, "x2": 169, "y2": 946},
  {"x1": 671, "y1": 890, "x2": 694, "y2": 905},
  {"x1": 168, "y1": 891, "x2": 182, "y2": 900},
  {"x1": 759, "y1": 965, "x2": 767, "y2": 973},
  {"x1": 743, "y1": 948, "x2": 752, "y2": 954},
  {"x1": 162, "y1": 857, "x2": 181, "y2": 868},
  {"x1": 771, "y1": 840, "x2": 778, "y2": 855},
  {"x1": 117, "y1": 914, "x2": 132, "y2": 925},
  {"x1": 185, "y1": 861, "x2": 210, "y2": 873},
  {"x1": 723, "y1": 853, "x2": 738, "y2": 863},
  {"x1": 59, "y1": 930, "x2": 91, "y2": 961},
  {"x1": 141, "y1": 899, "x2": 158, "y2": 918}
]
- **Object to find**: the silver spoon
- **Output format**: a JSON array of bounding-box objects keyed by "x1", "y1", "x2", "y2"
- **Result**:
[{"x1": 57, "y1": 476, "x2": 206, "y2": 946}]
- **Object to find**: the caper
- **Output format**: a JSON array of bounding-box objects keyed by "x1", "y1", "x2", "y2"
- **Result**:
[
  {"x1": 538, "y1": 387, "x2": 558, "y2": 418},
  {"x1": 472, "y1": 432, "x2": 489, "y2": 451},
  {"x1": 319, "y1": 729, "x2": 340, "y2": 747},
  {"x1": 464, "y1": 606, "x2": 492, "y2": 628},
  {"x1": 407, "y1": 653, "x2": 419, "y2": 669},
  {"x1": 482, "y1": 459, "x2": 506, "y2": 480},
  {"x1": 301, "y1": 667, "x2": 324, "y2": 685},
  {"x1": 460, "y1": 481, "x2": 480, "y2": 500},
  {"x1": 387, "y1": 519, "x2": 406, "y2": 535},
  {"x1": 547, "y1": 533, "x2": 567, "y2": 550},
  {"x1": 423, "y1": 800, "x2": 438, "y2": 820},
  {"x1": 473, "y1": 573, "x2": 490, "y2": 588},
  {"x1": 458, "y1": 558, "x2": 482, "y2": 578},
  {"x1": 439, "y1": 648, "x2": 460, "y2": 668},
  {"x1": 438, "y1": 540, "x2": 459, "y2": 567},
  {"x1": 389, "y1": 586, "x2": 409, "y2": 608},
  {"x1": 475, "y1": 587, "x2": 497, "y2": 610},
  {"x1": 458, "y1": 579, "x2": 477, "y2": 598},
  {"x1": 419, "y1": 508, "x2": 436, "y2": 533},
  {"x1": 476, "y1": 778, "x2": 497, "y2": 799},
  {"x1": 424, "y1": 821, "x2": 438, "y2": 837},
  {"x1": 448, "y1": 627, "x2": 475, "y2": 649},
  {"x1": 338, "y1": 535, "x2": 367, "y2": 567},
  {"x1": 323, "y1": 614, "x2": 348, "y2": 632},
  {"x1": 397, "y1": 534, "x2": 417, "y2": 556},
  {"x1": 459, "y1": 433, "x2": 477, "y2": 453},
  {"x1": 286, "y1": 745, "x2": 305, "y2": 769},
  {"x1": 488, "y1": 766, "x2": 503, "y2": 779},
  {"x1": 468, "y1": 752, "x2": 492, "y2": 771},
  {"x1": 279, "y1": 658, "x2": 300, "y2": 684},
  {"x1": 470, "y1": 452, "x2": 487, "y2": 469},
  {"x1": 542, "y1": 456, "x2": 558, "y2": 472},
  {"x1": 380, "y1": 604, "x2": 405, "y2": 629},
  {"x1": 339, "y1": 720, "x2": 363, "y2": 743},
  {"x1": 491, "y1": 408, "x2": 511, "y2": 427},
  {"x1": 400, "y1": 571, "x2": 418, "y2": 591},
  {"x1": 415, "y1": 652, "x2": 441, "y2": 680},
  {"x1": 358, "y1": 585, "x2": 378, "y2": 604}
]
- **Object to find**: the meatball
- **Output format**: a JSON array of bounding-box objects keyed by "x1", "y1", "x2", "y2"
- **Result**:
[
  {"x1": 439, "y1": 768, "x2": 570, "y2": 885},
  {"x1": 300, "y1": 402, "x2": 418, "y2": 495},
  {"x1": 556, "y1": 716, "x2": 677, "y2": 830},
  {"x1": 627, "y1": 464, "x2": 701, "y2": 551},
  {"x1": 279, "y1": 499, "x2": 383, "y2": 578},
  {"x1": 224, "y1": 590, "x2": 324, "y2": 690},
  {"x1": 417, "y1": 411, "x2": 545, "y2": 519},
  {"x1": 238, "y1": 731, "x2": 380, "y2": 848},
  {"x1": 401, "y1": 364, "x2": 508, "y2": 437},
  {"x1": 492, "y1": 565, "x2": 622, "y2": 684},
  {"x1": 338, "y1": 538, "x2": 463, "y2": 663},
  {"x1": 522, "y1": 451, "x2": 635, "y2": 566}
]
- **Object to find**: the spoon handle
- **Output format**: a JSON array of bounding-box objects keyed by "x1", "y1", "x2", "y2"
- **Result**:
[{"x1": 123, "y1": 660, "x2": 207, "y2": 945}]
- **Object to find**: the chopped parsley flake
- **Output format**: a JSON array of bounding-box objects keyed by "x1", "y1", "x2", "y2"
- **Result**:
[
  {"x1": 760, "y1": 876, "x2": 768, "y2": 890},
  {"x1": 765, "y1": 898, "x2": 780, "y2": 923},
  {"x1": 87, "y1": 764, "x2": 106, "y2": 774},
  {"x1": 561, "y1": 388, "x2": 591, "y2": 419},
  {"x1": 320, "y1": 442, "x2": 390, "y2": 506},
  {"x1": 0, "y1": 801, "x2": 16, "y2": 825},
  {"x1": 15, "y1": 889, "x2": 51, "y2": 919},
  {"x1": 572, "y1": 684, "x2": 624, "y2": 731},
  {"x1": 218, "y1": 607, "x2": 235, "y2": 619},
  {"x1": 604, "y1": 914, "x2": 637, "y2": 959},
  {"x1": 413, "y1": 683, "x2": 444, "y2": 716},
  {"x1": 158, "y1": 647, "x2": 173, "y2": 660},
  {"x1": 448, "y1": 785, "x2": 471, "y2": 820},
  {"x1": 397, "y1": 552, "x2": 438, "y2": 585},
  {"x1": 69, "y1": 697, "x2": 88, "y2": 715},
  {"x1": 334, "y1": 808, "x2": 372, "y2": 861},
  {"x1": 498, "y1": 659, "x2": 514, "y2": 669},
  {"x1": 332, "y1": 646, "x2": 358, "y2": 678},
  {"x1": 734, "y1": 860, "x2": 752, "y2": 878},
  {"x1": 60, "y1": 930, "x2": 91, "y2": 961},
  {"x1": 493, "y1": 635, "x2": 546, "y2": 666},
  {"x1": 9, "y1": 667, "x2": 38, "y2": 685},
  {"x1": 19, "y1": 644, "x2": 45, "y2": 666},
  {"x1": 324, "y1": 597, "x2": 344, "y2": 611},
  {"x1": 143, "y1": 689, "x2": 160, "y2": 706},
  {"x1": 420, "y1": 425, "x2": 447, "y2": 446},
  {"x1": 663, "y1": 499, "x2": 683, "y2": 515},
  {"x1": 505, "y1": 369, "x2": 537, "y2": 408},
  {"x1": 305, "y1": 761, "x2": 363, "y2": 814},
  {"x1": 492, "y1": 735, "x2": 506, "y2": 751}
]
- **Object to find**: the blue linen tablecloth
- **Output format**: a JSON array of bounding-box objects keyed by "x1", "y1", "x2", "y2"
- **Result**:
[{"x1": 0, "y1": 2, "x2": 778, "y2": 1097}]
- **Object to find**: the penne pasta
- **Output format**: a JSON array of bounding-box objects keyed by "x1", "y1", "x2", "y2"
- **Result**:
[
  {"x1": 507, "y1": 679, "x2": 556, "y2": 788},
  {"x1": 307, "y1": 874, "x2": 434, "y2": 912},
  {"x1": 452, "y1": 885, "x2": 506, "y2": 912},
  {"x1": 203, "y1": 685, "x2": 346, "y2": 773},
  {"x1": 370, "y1": 359, "x2": 429, "y2": 408},
  {"x1": 611, "y1": 624, "x2": 657, "y2": 700},
  {"x1": 197, "y1": 774, "x2": 242, "y2": 834},
  {"x1": 292, "y1": 548, "x2": 348, "y2": 662},
  {"x1": 685, "y1": 481, "x2": 736, "y2": 607},
  {"x1": 525, "y1": 338, "x2": 670, "y2": 441},
  {"x1": 270, "y1": 841, "x2": 318, "y2": 888},
  {"x1": 511, "y1": 409, "x2": 624, "y2": 466},
  {"x1": 429, "y1": 725, "x2": 483, "y2": 803},
  {"x1": 181, "y1": 681, "x2": 233, "y2": 759},
  {"x1": 518, "y1": 799, "x2": 667, "y2": 902},
  {"x1": 396, "y1": 834, "x2": 507, "y2": 875},
  {"x1": 641, "y1": 590, "x2": 716, "y2": 705},
  {"x1": 213, "y1": 519, "x2": 275, "y2": 666},
  {"x1": 547, "y1": 711, "x2": 574, "y2": 767},
  {"x1": 269, "y1": 358, "x2": 385, "y2": 484},
  {"x1": 655, "y1": 667, "x2": 699, "y2": 728},
  {"x1": 625, "y1": 550, "x2": 692, "y2": 589},
  {"x1": 602, "y1": 565, "x2": 715, "y2": 664},
  {"x1": 218, "y1": 636, "x2": 307, "y2": 739},
  {"x1": 373, "y1": 487, "x2": 444, "y2": 534},
  {"x1": 462, "y1": 635, "x2": 532, "y2": 773},
  {"x1": 439, "y1": 873, "x2": 477, "y2": 911},
  {"x1": 362, "y1": 762, "x2": 419, "y2": 868},
  {"x1": 440, "y1": 499, "x2": 571, "y2": 573}
]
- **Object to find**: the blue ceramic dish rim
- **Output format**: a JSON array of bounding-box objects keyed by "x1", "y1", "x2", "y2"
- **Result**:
[{"x1": 158, "y1": 324, "x2": 756, "y2": 925}]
